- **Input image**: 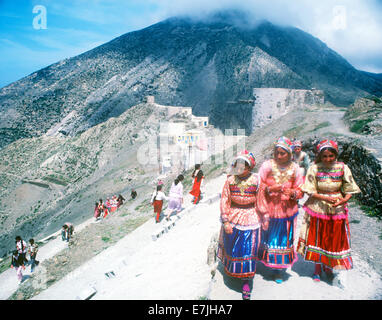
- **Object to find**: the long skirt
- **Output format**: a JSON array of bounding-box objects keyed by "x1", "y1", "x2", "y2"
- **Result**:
[
  {"x1": 258, "y1": 212, "x2": 299, "y2": 269},
  {"x1": 168, "y1": 197, "x2": 182, "y2": 211},
  {"x1": 297, "y1": 213, "x2": 352, "y2": 270},
  {"x1": 217, "y1": 226, "x2": 260, "y2": 279},
  {"x1": 189, "y1": 179, "x2": 202, "y2": 203},
  {"x1": 153, "y1": 200, "x2": 163, "y2": 222},
  {"x1": 94, "y1": 209, "x2": 100, "y2": 219}
]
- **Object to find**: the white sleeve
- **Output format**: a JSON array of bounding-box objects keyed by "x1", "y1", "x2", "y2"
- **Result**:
[{"x1": 161, "y1": 192, "x2": 169, "y2": 201}]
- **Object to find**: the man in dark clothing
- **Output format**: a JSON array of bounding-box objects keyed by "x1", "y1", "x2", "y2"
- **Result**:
[
  {"x1": 117, "y1": 194, "x2": 125, "y2": 208},
  {"x1": 28, "y1": 238, "x2": 39, "y2": 272},
  {"x1": 61, "y1": 223, "x2": 74, "y2": 242},
  {"x1": 15, "y1": 236, "x2": 28, "y2": 265}
]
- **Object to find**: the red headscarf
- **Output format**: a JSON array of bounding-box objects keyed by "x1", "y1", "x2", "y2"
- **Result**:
[{"x1": 316, "y1": 139, "x2": 338, "y2": 154}]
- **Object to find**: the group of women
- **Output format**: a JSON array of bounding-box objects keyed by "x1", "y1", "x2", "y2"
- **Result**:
[
  {"x1": 151, "y1": 164, "x2": 205, "y2": 223},
  {"x1": 217, "y1": 137, "x2": 360, "y2": 300},
  {"x1": 94, "y1": 194, "x2": 125, "y2": 220}
]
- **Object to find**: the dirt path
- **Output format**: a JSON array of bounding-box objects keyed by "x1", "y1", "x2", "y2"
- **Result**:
[
  {"x1": 2, "y1": 107, "x2": 382, "y2": 300},
  {"x1": 3, "y1": 173, "x2": 380, "y2": 300}
]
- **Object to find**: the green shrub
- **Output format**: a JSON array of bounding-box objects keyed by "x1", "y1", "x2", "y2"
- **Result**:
[{"x1": 350, "y1": 119, "x2": 373, "y2": 133}]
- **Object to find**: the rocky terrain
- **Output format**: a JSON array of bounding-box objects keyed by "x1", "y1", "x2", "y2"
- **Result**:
[
  {"x1": 2, "y1": 100, "x2": 382, "y2": 301},
  {"x1": 1, "y1": 9, "x2": 382, "y2": 301},
  {"x1": 1, "y1": 11, "x2": 382, "y2": 149},
  {"x1": 0, "y1": 101, "x2": 177, "y2": 257},
  {"x1": 2, "y1": 95, "x2": 382, "y2": 257}
]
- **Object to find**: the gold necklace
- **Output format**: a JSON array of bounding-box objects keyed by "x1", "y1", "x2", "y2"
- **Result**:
[
  {"x1": 271, "y1": 160, "x2": 295, "y2": 185},
  {"x1": 234, "y1": 174, "x2": 253, "y2": 196}
]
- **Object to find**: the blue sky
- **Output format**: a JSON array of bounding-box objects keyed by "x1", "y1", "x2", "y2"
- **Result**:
[{"x1": 1, "y1": 0, "x2": 382, "y2": 88}]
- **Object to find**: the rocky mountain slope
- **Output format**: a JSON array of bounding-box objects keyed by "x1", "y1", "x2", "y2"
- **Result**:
[
  {"x1": 0, "y1": 101, "x2": 171, "y2": 257},
  {"x1": 3, "y1": 100, "x2": 382, "y2": 301},
  {"x1": 1, "y1": 11, "x2": 382, "y2": 149}
]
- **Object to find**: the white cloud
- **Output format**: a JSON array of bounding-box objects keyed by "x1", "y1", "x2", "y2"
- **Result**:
[
  {"x1": 2, "y1": 0, "x2": 381, "y2": 87},
  {"x1": 146, "y1": 0, "x2": 382, "y2": 72}
]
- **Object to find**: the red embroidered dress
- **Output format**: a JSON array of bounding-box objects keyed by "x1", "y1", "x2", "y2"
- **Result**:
[
  {"x1": 297, "y1": 162, "x2": 360, "y2": 270},
  {"x1": 220, "y1": 173, "x2": 261, "y2": 230}
]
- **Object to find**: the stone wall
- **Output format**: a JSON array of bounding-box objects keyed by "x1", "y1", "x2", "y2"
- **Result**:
[{"x1": 252, "y1": 88, "x2": 324, "y2": 130}]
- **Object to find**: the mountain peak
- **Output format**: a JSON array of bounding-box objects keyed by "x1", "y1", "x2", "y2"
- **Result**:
[
  {"x1": 1, "y1": 13, "x2": 382, "y2": 150},
  {"x1": 163, "y1": 9, "x2": 268, "y2": 30}
]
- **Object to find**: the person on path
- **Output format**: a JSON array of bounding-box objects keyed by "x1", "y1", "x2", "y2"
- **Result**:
[
  {"x1": 105, "y1": 197, "x2": 111, "y2": 212},
  {"x1": 189, "y1": 169, "x2": 204, "y2": 204},
  {"x1": 15, "y1": 236, "x2": 28, "y2": 265},
  {"x1": 165, "y1": 174, "x2": 184, "y2": 220},
  {"x1": 11, "y1": 250, "x2": 25, "y2": 284},
  {"x1": 257, "y1": 136, "x2": 304, "y2": 283},
  {"x1": 292, "y1": 140, "x2": 311, "y2": 178},
  {"x1": 110, "y1": 195, "x2": 118, "y2": 213},
  {"x1": 191, "y1": 164, "x2": 201, "y2": 178},
  {"x1": 217, "y1": 150, "x2": 265, "y2": 300},
  {"x1": 117, "y1": 194, "x2": 125, "y2": 208},
  {"x1": 28, "y1": 238, "x2": 39, "y2": 273},
  {"x1": 297, "y1": 139, "x2": 361, "y2": 282},
  {"x1": 151, "y1": 185, "x2": 168, "y2": 223},
  {"x1": 131, "y1": 189, "x2": 137, "y2": 200},
  {"x1": 102, "y1": 205, "x2": 110, "y2": 218},
  {"x1": 61, "y1": 222, "x2": 74, "y2": 242},
  {"x1": 98, "y1": 199, "x2": 108, "y2": 218},
  {"x1": 94, "y1": 202, "x2": 101, "y2": 220}
]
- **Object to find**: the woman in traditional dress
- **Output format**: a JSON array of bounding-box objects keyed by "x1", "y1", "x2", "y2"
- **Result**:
[
  {"x1": 165, "y1": 174, "x2": 184, "y2": 220},
  {"x1": 189, "y1": 170, "x2": 204, "y2": 204},
  {"x1": 217, "y1": 150, "x2": 265, "y2": 300},
  {"x1": 257, "y1": 137, "x2": 304, "y2": 283},
  {"x1": 110, "y1": 195, "x2": 118, "y2": 213},
  {"x1": 105, "y1": 197, "x2": 111, "y2": 212},
  {"x1": 191, "y1": 164, "x2": 201, "y2": 178},
  {"x1": 297, "y1": 139, "x2": 360, "y2": 281},
  {"x1": 117, "y1": 194, "x2": 125, "y2": 208},
  {"x1": 292, "y1": 140, "x2": 310, "y2": 178},
  {"x1": 98, "y1": 199, "x2": 109, "y2": 219},
  {"x1": 94, "y1": 202, "x2": 100, "y2": 220},
  {"x1": 151, "y1": 185, "x2": 168, "y2": 223}
]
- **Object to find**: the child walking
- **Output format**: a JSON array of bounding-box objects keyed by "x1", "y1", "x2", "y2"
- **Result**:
[
  {"x1": 189, "y1": 169, "x2": 204, "y2": 204},
  {"x1": 151, "y1": 185, "x2": 168, "y2": 223},
  {"x1": 11, "y1": 250, "x2": 25, "y2": 284}
]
